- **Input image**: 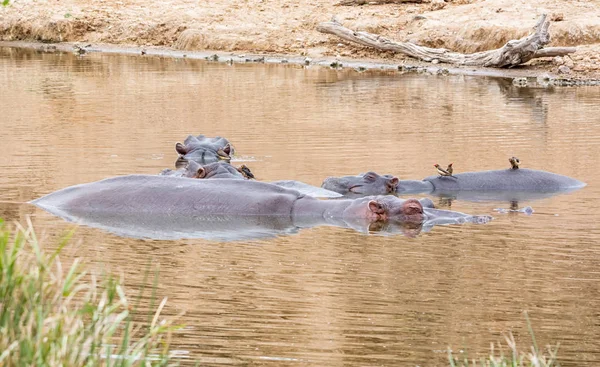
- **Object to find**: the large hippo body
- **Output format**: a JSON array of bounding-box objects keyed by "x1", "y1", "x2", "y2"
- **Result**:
[
  {"x1": 31, "y1": 175, "x2": 490, "y2": 241},
  {"x1": 397, "y1": 168, "x2": 586, "y2": 201}
]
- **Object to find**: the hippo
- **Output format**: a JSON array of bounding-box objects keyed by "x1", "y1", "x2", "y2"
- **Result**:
[
  {"x1": 175, "y1": 135, "x2": 234, "y2": 164},
  {"x1": 30, "y1": 175, "x2": 491, "y2": 241},
  {"x1": 160, "y1": 160, "x2": 341, "y2": 198},
  {"x1": 396, "y1": 168, "x2": 586, "y2": 202},
  {"x1": 322, "y1": 172, "x2": 400, "y2": 195},
  {"x1": 161, "y1": 160, "x2": 247, "y2": 179}
]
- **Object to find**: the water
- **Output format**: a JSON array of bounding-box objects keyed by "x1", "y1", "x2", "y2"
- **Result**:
[{"x1": 2, "y1": 46, "x2": 600, "y2": 366}]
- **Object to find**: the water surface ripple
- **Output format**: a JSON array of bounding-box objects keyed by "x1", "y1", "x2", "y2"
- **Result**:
[{"x1": 1, "y1": 47, "x2": 600, "y2": 366}]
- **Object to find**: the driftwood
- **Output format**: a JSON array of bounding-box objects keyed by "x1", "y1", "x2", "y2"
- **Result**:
[
  {"x1": 317, "y1": 14, "x2": 576, "y2": 67},
  {"x1": 336, "y1": 0, "x2": 423, "y2": 5}
]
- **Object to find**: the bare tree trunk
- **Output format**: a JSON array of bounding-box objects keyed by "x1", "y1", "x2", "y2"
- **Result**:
[
  {"x1": 317, "y1": 14, "x2": 576, "y2": 68},
  {"x1": 336, "y1": 0, "x2": 424, "y2": 5}
]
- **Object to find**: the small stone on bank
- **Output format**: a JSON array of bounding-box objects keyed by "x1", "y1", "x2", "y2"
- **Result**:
[
  {"x1": 558, "y1": 65, "x2": 571, "y2": 74},
  {"x1": 552, "y1": 56, "x2": 564, "y2": 66},
  {"x1": 563, "y1": 56, "x2": 575, "y2": 68}
]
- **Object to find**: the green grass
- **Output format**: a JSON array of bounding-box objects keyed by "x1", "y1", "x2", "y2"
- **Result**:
[
  {"x1": 0, "y1": 218, "x2": 182, "y2": 366},
  {"x1": 448, "y1": 314, "x2": 560, "y2": 367}
]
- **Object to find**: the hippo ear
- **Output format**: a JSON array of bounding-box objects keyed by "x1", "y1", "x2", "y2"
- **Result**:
[
  {"x1": 175, "y1": 156, "x2": 189, "y2": 170},
  {"x1": 175, "y1": 143, "x2": 188, "y2": 155},
  {"x1": 217, "y1": 144, "x2": 232, "y2": 159},
  {"x1": 390, "y1": 177, "x2": 399, "y2": 185},
  {"x1": 402, "y1": 199, "x2": 423, "y2": 215},
  {"x1": 194, "y1": 167, "x2": 207, "y2": 179},
  {"x1": 368, "y1": 200, "x2": 386, "y2": 214}
]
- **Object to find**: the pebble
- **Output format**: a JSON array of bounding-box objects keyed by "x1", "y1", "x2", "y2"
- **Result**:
[
  {"x1": 552, "y1": 56, "x2": 564, "y2": 66},
  {"x1": 558, "y1": 65, "x2": 571, "y2": 74},
  {"x1": 563, "y1": 56, "x2": 574, "y2": 68}
]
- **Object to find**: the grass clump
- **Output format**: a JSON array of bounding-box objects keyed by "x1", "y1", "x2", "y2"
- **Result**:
[
  {"x1": 448, "y1": 314, "x2": 560, "y2": 367},
  {"x1": 0, "y1": 218, "x2": 181, "y2": 366}
]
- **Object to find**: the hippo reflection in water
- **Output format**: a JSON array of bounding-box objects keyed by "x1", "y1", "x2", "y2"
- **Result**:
[
  {"x1": 322, "y1": 172, "x2": 399, "y2": 195},
  {"x1": 31, "y1": 175, "x2": 492, "y2": 241},
  {"x1": 175, "y1": 135, "x2": 234, "y2": 164}
]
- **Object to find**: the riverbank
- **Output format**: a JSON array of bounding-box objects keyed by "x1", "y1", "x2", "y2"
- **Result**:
[{"x1": 1, "y1": 0, "x2": 600, "y2": 82}]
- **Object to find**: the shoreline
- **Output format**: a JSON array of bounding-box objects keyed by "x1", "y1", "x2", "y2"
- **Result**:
[
  {"x1": 3, "y1": 40, "x2": 599, "y2": 87},
  {"x1": 2, "y1": 0, "x2": 600, "y2": 86}
]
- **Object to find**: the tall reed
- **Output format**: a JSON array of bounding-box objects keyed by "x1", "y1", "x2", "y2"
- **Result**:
[{"x1": 0, "y1": 218, "x2": 181, "y2": 366}]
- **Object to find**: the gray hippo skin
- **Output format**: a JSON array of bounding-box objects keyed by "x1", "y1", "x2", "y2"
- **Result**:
[
  {"x1": 161, "y1": 161, "x2": 246, "y2": 179},
  {"x1": 161, "y1": 161, "x2": 342, "y2": 198},
  {"x1": 396, "y1": 168, "x2": 586, "y2": 201},
  {"x1": 322, "y1": 172, "x2": 399, "y2": 195},
  {"x1": 175, "y1": 135, "x2": 234, "y2": 164},
  {"x1": 31, "y1": 175, "x2": 491, "y2": 241}
]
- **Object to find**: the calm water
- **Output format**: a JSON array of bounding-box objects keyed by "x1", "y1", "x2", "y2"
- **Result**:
[{"x1": 2, "y1": 46, "x2": 600, "y2": 366}]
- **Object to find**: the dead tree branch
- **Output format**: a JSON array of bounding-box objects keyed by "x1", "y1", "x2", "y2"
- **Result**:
[{"x1": 316, "y1": 14, "x2": 576, "y2": 67}]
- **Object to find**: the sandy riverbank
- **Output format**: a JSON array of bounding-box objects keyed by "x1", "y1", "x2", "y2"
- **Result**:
[{"x1": 1, "y1": 0, "x2": 600, "y2": 80}]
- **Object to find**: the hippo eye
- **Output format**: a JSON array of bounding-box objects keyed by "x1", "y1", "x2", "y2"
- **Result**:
[{"x1": 364, "y1": 172, "x2": 377, "y2": 181}]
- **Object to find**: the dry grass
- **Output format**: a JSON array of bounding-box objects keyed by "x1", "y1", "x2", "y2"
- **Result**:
[{"x1": 448, "y1": 314, "x2": 560, "y2": 367}]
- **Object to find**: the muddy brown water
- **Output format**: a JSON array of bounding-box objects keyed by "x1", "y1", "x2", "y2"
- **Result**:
[{"x1": 2, "y1": 46, "x2": 600, "y2": 366}]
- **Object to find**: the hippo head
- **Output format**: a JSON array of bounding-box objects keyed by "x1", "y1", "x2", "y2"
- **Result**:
[
  {"x1": 339, "y1": 196, "x2": 425, "y2": 237},
  {"x1": 349, "y1": 172, "x2": 399, "y2": 195},
  {"x1": 194, "y1": 162, "x2": 245, "y2": 179},
  {"x1": 175, "y1": 141, "x2": 234, "y2": 161},
  {"x1": 365, "y1": 197, "x2": 424, "y2": 222}
]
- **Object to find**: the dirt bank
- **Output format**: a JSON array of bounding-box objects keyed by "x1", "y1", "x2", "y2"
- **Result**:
[{"x1": 1, "y1": 0, "x2": 600, "y2": 79}]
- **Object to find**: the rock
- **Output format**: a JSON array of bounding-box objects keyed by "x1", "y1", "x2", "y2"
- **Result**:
[
  {"x1": 550, "y1": 13, "x2": 564, "y2": 22},
  {"x1": 537, "y1": 73, "x2": 551, "y2": 83},
  {"x1": 563, "y1": 56, "x2": 574, "y2": 68},
  {"x1": 431, "y1": 59, "x2": 440, "y2": 64},
  {"x1": 552, "y1": 56, "x2": 564, "y2": 66},
  {"x1": 429, "y1": 0, "x2": 446, "y2": 11},
  {"x1": 558, "y1": 65, "x2": 571, "y2": 74},
  {"x1": 512, "y1": 77, "x2": 528, "y2": 87}
]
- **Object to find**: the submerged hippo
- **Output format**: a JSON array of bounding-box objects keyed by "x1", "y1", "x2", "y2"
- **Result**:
[
  {"x1": 175, "y1": 135, "x2": 234, "y2": 164},
  {"x1": 396, "y1": 168, "x2": 586, "y2": 202},
  {"x1": 31, "y1": 175, "x2": 491, "y2": 241},
  {"x1": 161, "y1": 160, "x2": 247, "y2": 179},
  {"x1": 322, "y1": 172, "x2": 399, "y2": 195},
  {"x1": 160, "y1": 160, "x2": 340, "y2": 198}
]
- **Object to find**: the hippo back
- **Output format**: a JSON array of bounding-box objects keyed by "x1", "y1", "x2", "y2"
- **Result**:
[
  {"x1": 424, "y1": 168, "x2": 586, "y2": 192},
  {"x1": 31, "y1": 175, "x2": 303, "y2": 219}
]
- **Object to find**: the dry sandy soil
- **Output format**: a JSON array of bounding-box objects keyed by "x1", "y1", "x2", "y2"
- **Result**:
[{"x1": 1, "y1": 0, "x2": 600, "y2": 79}]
